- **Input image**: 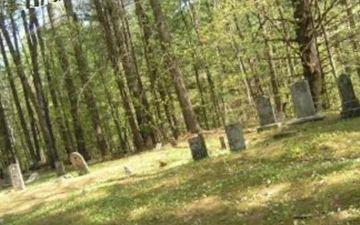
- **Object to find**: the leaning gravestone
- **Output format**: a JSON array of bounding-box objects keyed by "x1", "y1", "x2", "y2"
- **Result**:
[
  {"x1": 155, "y1": 143, "x2": 162, "y2": 151},
  {"x1": 225, "y1": 122, "x2": 246, "y2": 152},
  {"x1": 288, "y1": 80, "x2": 325, "y2": 125},
  {"x1": 70, "y1": 152, "x2": 90, "y2": 175},
  {"x1": 338, "y1": 74, "x2": 360, "y2": 118},
  {"x1": 188, "y1": 134, "x2": 208, "y2": 161},
  {"x1": 255, "y1": 96, "x2": 280, "y2": 132},
  {"x1": 8, "y1": 163, "x2": 26, "y2": 190}
]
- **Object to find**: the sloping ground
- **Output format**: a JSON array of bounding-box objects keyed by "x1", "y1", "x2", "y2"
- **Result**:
[{"x1": 1, "y1": 116, "x2": 360, "y2": 225}]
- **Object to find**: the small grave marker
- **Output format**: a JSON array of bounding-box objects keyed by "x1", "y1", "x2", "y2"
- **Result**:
[
  {"x1": 255, "y1": 96, "x2": 280, "y2": 131},
  {"x1": 225, "y1": 122, "x2": 246, "y2": 152},
  {"x1": 8, "y1": 163, "x2": 25, "y2": 190},
  {"x1": 338, "y1": 74, "x2": 360, "y2": 118},
  {"x1": 288, "y1": 80, "x2": 325, "y2": 125},
  {"x1": 188, "y1": 134, "x2": 208, "y2": 161},
  {"x1": 155, "y1": 143, "x2": 162, "y2": 151},
  {"x1": 70, "y1": 152, "x2": 90, "y2": 175}
]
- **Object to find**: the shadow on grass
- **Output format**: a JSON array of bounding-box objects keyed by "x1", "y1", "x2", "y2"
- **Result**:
[{"x1": 5, "y1": 150, "x2": 360, "y2": 225}]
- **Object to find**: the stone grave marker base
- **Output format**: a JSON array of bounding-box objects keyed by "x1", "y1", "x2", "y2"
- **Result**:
[
  {"x1": 287, "y1": 114, "x2": 325, "y2": 126},
  {"x1": 256, "y1": 122, "x2": 281, "y2": 133}
]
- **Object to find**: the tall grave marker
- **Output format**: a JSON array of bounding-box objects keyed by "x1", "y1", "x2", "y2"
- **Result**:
[
  {"x1": 8, "y1": 163, "x2": 26, "y2": 190},
  {"x1": 188, "y1": 134, "x2": 209, "y2": 161},
  {"x1": 288, "y1": 80, "x2": 325, "y2": 125},
  {"x1": 255, "y1": 96, "x2": 280, "y2": 132},
  {"x1": 338, "y1": 74, "x2": 360, "y2": 118},
  {"x1": 225, "y1": 122, "x2": 246, "y2": 152}
]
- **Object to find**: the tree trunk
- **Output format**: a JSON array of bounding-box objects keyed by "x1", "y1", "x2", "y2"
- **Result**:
[
  {"x1": 47, "y1": 4, "x2": 90, "y2": 160},
  {"x1": 63, "y1": 0, "x2": 110, "y2": 158},
  {"x1": 93, "y1": 0, "x2": 145, "y2": 151},
  {"x1": 105, "y1": 0, "x2": 157, "y2": 148},
  {"x1": 343, "y1": 0, "x2": 360, "y2": 78},
  {"x1": 0, "y1": 94, "x2": 16, "y2": 166},
  {"x1": 1, "y1": 13, "x2": 59, "y2": 167},
  {"x1": 134, "y1": 0, "x2": 179, "y2": 139},
  {"x1": 149, "y1": 0, "x2": 201, "y2": 134},
  {"x1": 0, "y1": 33, "x2": 38, "y2": 163},
  {"x1": 292, "y1": 0, "x2": 323, "y2": 110},
  {"x1": 21, "y1": 9, "x2": 60, "y2": 166},
  {"x1": 30, "y1": 7, "x2": 74, "y2": 155}
]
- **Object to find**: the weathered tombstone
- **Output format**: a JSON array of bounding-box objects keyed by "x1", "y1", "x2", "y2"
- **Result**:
[
  {"x1": 8, "y1": 163, "x2": 25, "y2": 190},
  {"x1": 155, "y1": 143, "x2": 162, "y2": 151},
  {"x1": 55, "y1": 161, "x2": 66, "y2": 176},
  {"x1": 288, "y1": 80, "x2": 325, "y2": 125},
  {"x1": 338, "y1": 74, "x2": 360, "y2": 118},
  {"x1": 225, "y1": 122, "x2": 246, "y2": 152},
  {"x1": 188, "y1": 134, "x2": 208, "y2": 161},
  {"x1": 70, "y1": 152, "x2": 90, "y2": 175},
  {"x1": 219, "y1": 136, "x2": 227, "y2": 150},
  {"x1": 291, "y1": 80, "x2": 316, "y2": 118},
  {"x1": 255, "y1": 96, "x2": 280, "y2": 131}
]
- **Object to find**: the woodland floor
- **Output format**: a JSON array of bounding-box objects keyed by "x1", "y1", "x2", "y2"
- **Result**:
[{"x1": 1, "y1": 115, "x2": 360, "y2": 225}]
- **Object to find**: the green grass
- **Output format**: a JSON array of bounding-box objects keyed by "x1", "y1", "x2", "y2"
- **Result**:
[{"x1": 2, "y1": 116, "x2": 360, "y2": 225}]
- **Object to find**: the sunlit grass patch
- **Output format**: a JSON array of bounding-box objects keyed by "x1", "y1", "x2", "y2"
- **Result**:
[{"x1": 2, "y1": 117, "x2": 360, "y2": 225}]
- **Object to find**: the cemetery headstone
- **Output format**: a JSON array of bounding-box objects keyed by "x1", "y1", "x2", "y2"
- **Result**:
[
  {"x1": 219, "y1": 136, "x2": 227, "y2": 150},
  {"x1": 255, "y1": 96, "x2": 280, "y2": 131},
  {"x1": 8, "y1": 163, "x2": 25, "y2": 190},
  {"x1": 55, "y1": 161, "x2": 66, "y2": 176},
  {"x1": 188, "y1": 134, "x2": 208, "y2": 161},
  {"x1": 288, "y1": 80, "x2": 325, "y2": 125},
  {"x1": 225, "y1": 122, "x2": 246, "y2": 152},
  {"x1": 338, "y1": 74, "x2": 360, "y2": 118},
  {"x1": 291, "y1": 80, "x2": 316, "y2": 118},
  {"x1": 70, "y1": 152, "x2": 90, "y2": 175},
  {"x1": 155, "y1": 143, "x2": 162, "y2": 151}
]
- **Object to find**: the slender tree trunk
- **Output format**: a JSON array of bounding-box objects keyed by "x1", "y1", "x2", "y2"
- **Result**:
[
  {"x1": 275, "y1": 0, "x2": 296, "y2": 79},
  {"x1": 30, "y1": 7, "x2": 74, "y2": 155},
  {"x1": 1, "y1": 13, "x2": 59, "y2": 167},
  {"x1": 0, "y1": 94, "x2": 16, "y2": 166},
  {"x1": 47, "y1": 4, "x2": 90, "y2": 160},
  {"x1": 0, "y1": 33, "x2": 38, "y2": 163},
  {"x1": 343, "y1": 0, "x2": 360, "y2": 77},
  {"x1": 63, "y1": 0, "x2": 110, "y2": 158},
  {"x1": 98, "y1": 64, "x2": 128, "y2": 153},
  {"x1": 134, "y1": 0, "x2": 179, "y2": 139},
  {"x1": 187, "y1": 2, "x2": 221, "y2": 128},
  {"x1": 93, "y1": 0, "x2": 145, "y2": 151},
  {"x1": 256, "y1": 9, "x2": 282, "y2": 114},
  {"x1": 106, "y1": 0, "x2": 157, "y2": 148},
  {"x1": 149, "y1": 0, "x2": 201, "y2": 133},
  {"x1": 21, "y1": 9, "x2": 59, "y2": 166}
]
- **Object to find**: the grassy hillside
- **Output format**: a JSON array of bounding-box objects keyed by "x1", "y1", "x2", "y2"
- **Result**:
[{"x1": 1, "y1": 116, "x2": 360, "y2": 225}]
